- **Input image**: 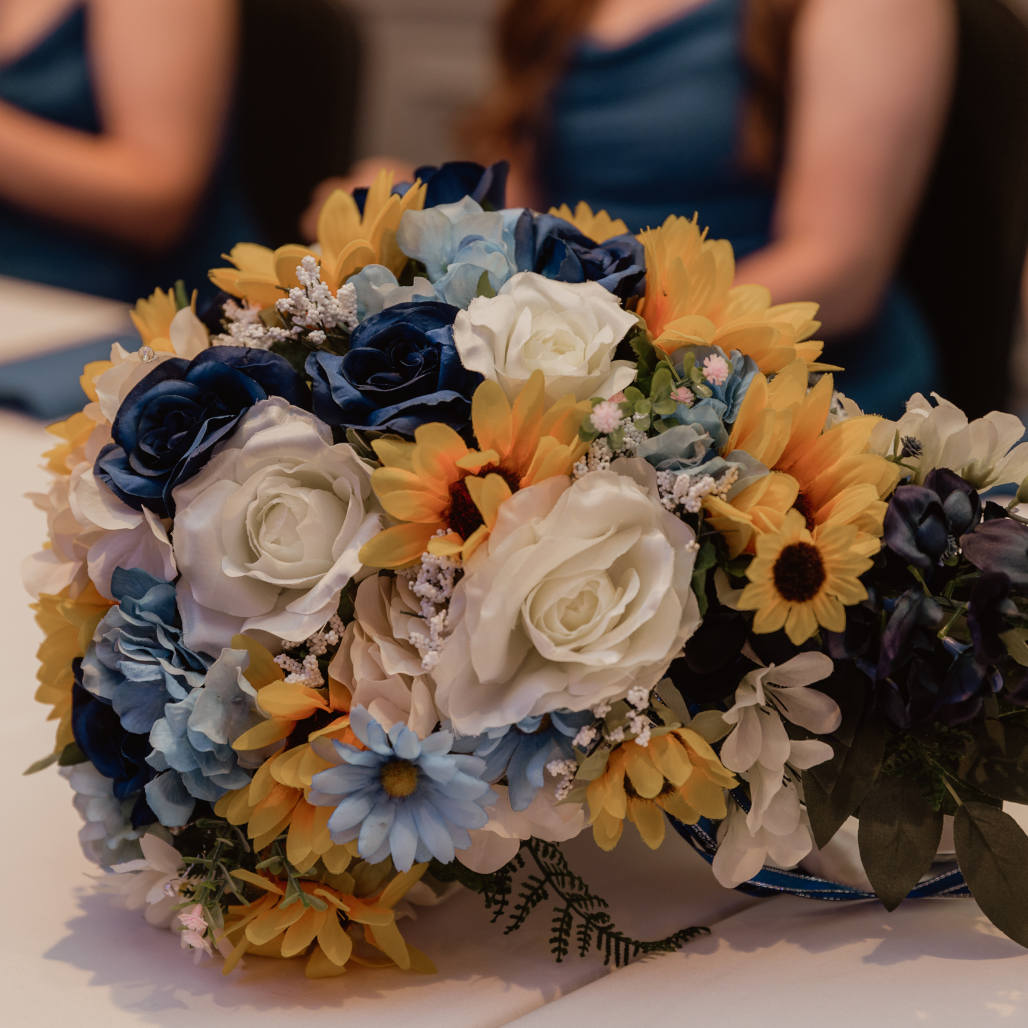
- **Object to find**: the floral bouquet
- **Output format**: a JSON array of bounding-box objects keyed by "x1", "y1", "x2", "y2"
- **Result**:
[{"x1": 25, "y1": 162, "x2": 1028, "y2": 977}]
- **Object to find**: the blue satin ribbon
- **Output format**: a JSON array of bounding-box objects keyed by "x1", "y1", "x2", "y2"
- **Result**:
[{"x1": 670, "y1": 816, "x2": 970, "y2": 901}]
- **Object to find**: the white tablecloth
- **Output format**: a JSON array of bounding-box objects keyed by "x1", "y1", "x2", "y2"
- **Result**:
[{"x1": 1, "y1": 284, "x2": 1024, "y2": 1026}]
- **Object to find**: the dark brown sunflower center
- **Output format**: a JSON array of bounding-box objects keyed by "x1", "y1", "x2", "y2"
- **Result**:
[
  {"x1": 380, "y1": 759, "x2": 419, "y2": 798},
  {"x1": 794, "y1": 492, "x2": 816, "y2": 531},
  {"x1": 446, "y1": 465, "x2": 521, "y2": 538},
  {"x1": 772, "y1": 541, "x2": 826, "y2": 602}
]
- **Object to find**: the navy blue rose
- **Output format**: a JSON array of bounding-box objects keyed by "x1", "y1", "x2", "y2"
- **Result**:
[
  {"x1": 71, "y1": 662, "x2": 156, "y2": 829},
  {"x1": 509, "y1": 209, "x2": 646, "y2": 301},
  {"x1": 95, "y1": 345, "x2": 308, "y2": 517},
  {"x1": 307, "y1": 301, "x2": 482, "y2": 436},
  {"x1": 354, "y1": 160, "x2": 509, "y2": 213}
]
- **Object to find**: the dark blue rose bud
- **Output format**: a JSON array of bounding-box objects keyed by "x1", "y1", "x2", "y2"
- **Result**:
[
  {"x1": 511, "y1": 210, "x2": 646, "y2": 302},
  {"x1": 307, "y1": 301, "x2": 482, "y2": 437},
  {"x1": 95, "y1": 346, "x2": 308, "y2": 517}
]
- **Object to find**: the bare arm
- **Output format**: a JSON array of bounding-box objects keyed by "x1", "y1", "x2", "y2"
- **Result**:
[
  {"x1": 735, "y1": 0, "x2": 956, "y2": 335},
  {"x1": 0, "y1": 0, "x2": 237, "y2": 252}
]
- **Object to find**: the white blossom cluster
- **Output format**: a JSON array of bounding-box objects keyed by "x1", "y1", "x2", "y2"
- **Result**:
[
  {"x1": 274, "y1": 613, "x2": 346, "y2": 687},
  {"x1": 656, "y1": 464, "x2": 739, "y2": 514},
  {"x1": 405, "y1": 550, "x2": 460, "y2": 671},
  {"x1": 572, "y1": 415, "x2": 648, "y2": 479},
  {"x1": 213, "y1": 257, "x2": 358, "y2": 351}
]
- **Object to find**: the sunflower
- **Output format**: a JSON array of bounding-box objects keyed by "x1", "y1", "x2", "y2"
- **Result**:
[
  {"x1": 221, "y1": 866, "x2": 433, "y2": 978},
  {"x1": 32, "y1": 584, "x2": 113, "y2": 751},
  {"x1": 547, "y1": 201, "x2": 630, "y2": 241},
  {"x1": 210, "y1": 170, "x2": 427, "y2": 305},
  {"x1": 708, "y1": 361, "x2": 900, "y2": 553},
  {"x1": 736, "y1": 509, "x2": 878, "y2": 645},
  {"x1": 359, "y1": 371, "x2": 589, "y2": 569},
  {"x1": 215, "y1": 672, "x2": 359, "y2": 875},
  {"x1": 587, "y1": 730, "x2": 737, "y2": 851},
  {"x1": 636, "y1": 214, "x2": 825, "y2": 373}
]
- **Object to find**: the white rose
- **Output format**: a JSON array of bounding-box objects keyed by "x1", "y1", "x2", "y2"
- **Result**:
[
  {"x1": 452, "y1": 271, "x2": 637, "y2": 404},
  {"x1": 173, "y1": 397, "x2": 383, "y2": 652},
  {"x1": 328, "y1": 574, "x2": 439, "y2": 737},
  {"x1": 432, "y1": 459, "x2": 700, "y2": 734}
]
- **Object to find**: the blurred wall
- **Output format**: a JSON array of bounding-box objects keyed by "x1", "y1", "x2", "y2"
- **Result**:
[{"x1": 345, "y1": 0, "x2": 501, "y2": 165}]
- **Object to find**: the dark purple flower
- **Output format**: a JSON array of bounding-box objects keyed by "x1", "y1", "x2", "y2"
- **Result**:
[
  {"x1": 967, "y1": 571, "x2": 1017, "y2": 665},
  {"x1": 961, "y1": 518, "x2": 1028, "y2": 589}
]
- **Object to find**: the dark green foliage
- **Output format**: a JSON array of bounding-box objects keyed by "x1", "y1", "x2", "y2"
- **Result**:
[
  {"x1": 857, "y1": 775, "x2": 943, "y2": 910},
  {"x1": 436, "y1": 839, "x2": 708, "y2": 966},
  {"x1": 803, "y1": 664, "x2": 887, "y2": 848},
  {"x1": 954, "y1": 802, "x2": 1028, "y2": 947}
]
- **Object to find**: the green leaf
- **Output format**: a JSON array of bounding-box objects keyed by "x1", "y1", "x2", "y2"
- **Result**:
[
  {"x1": 803, "y1": 664, "x2": 887, "y2": 849},
  {"x1": 857, "y1": 776, "x2": 942, "y2": 910},
  {"x1": 960, "y1": 717, "x2": 1028, "y2": 804},
  {"x1": 23, "y1": 751, "x2": 59, "y2": 776},
  {"x1": 475, "y1": 270, "x2": 497, "y2": 299},
  {"x1": 954, "y1": 802, "x2": 1028, "y2": 946},
  {"x1": 173, "y1": 279, "x2": 189, "y2": 310},
  {"x1": 57, "y1": 742, "x2": 87, "y2": 766},
  {"x1": 1001, "y1": 628, "x2": 1028, "y2": 667}
]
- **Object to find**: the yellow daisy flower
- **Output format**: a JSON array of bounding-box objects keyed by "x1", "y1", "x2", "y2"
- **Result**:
[
  {"x1": 359, "y1": 371, "x2": 588, "y2": 569},
  {"x1": 547, "y1": 201, "x2": 630, "y2": 241},
  {"x1": 636, "y1": 214, "x2": 825, "y2": 373},
  {"x1": 33, "y1": 585, "x2": 113, "y2": 751},
  {"x1": 221, "y1": 866, "x2": 434, "y2": 978},
  {"x1": 210, "y1": 170, "x2": 427, "y2": 305},
  {"x1": 736, "y1": 509, "x2": 879, "y2": 645},
  {"x1": 587, "y1": 730, "x2": 737, "y2": 851}
]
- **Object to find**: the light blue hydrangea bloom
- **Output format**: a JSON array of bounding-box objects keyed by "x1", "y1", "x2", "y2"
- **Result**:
[
  {"x1": 308, "y1": 706, "x2": 493, "y2": 871},
  {"x1": 144, "y1": 647, "x2": 270, "y2": 827},
  {"x1": 348, "y1": 263, "x2": 436, "y2": 319},
  {"x1": 81, "y1": 568, "x2": 211, "y2": 735},
  {"x1": 454, "y1": 709, "x2": 592, "y2": 812},
  {"x1": 396, "y1": 196, "x2": 518, "y2": 308}
]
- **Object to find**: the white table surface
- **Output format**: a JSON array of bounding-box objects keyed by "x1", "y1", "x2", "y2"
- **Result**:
[
  {"x1": 0, "y1": 275, "x2": 132, "y2": 362},
  {"x1": 1, "y1": 284, "x2": 1025, "y2": 1026}
]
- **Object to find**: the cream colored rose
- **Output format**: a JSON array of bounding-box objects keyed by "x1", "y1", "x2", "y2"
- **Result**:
[
  {"x1": 452, "y1": 271, "x2": 637, "y2": 404},
  {"x1": 173, "y1": 397, "x2": 383, "y2": 652},
  {"x1": 328, "y1": 574, "x2": 438, "y2": 737},
  {"x1": 432, "y1": 459, "x2": 700, "y2": 734}
]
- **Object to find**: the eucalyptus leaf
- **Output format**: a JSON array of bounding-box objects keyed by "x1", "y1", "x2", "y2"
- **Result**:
[
  {"x1": 954, "y1": 802, "x2": 1028, "y2": 946},
  {"x1": 857, "y1": 776, "x2": 942, "y2": 910}
]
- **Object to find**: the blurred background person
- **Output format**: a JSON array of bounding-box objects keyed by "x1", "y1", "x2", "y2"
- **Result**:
[
  {"x1": 0, "y1": 0, "x2": 254, "y2": 302},
  {"x1": 311, "y1": 0, "x2": 1028, "y2": 420}
]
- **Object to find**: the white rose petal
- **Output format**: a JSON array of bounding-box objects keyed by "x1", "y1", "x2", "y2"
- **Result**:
[
  {"x1": 433, "y1": 460, "x2": 699, "y2": 734},
  {"x1": 173, "y1": 397, "x2": 383, "y2": 651},
  {"x1": 453, "y1": 271, "x2": 637, "y2": 404}
]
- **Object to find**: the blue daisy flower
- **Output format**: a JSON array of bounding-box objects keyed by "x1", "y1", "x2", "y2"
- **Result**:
[
  {"x1": 455, "y1": 710, "x2": 592, "y2": 812},
  {"x1": 308, "y1": 706, "x2": 493, "y2": 871}
]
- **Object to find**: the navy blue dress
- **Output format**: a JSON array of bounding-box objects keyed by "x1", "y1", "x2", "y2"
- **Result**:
[
  {"x1": 537, "y1": 0, "x2": 939, "y2": 416},
  {"x1": 0, "y1": 4, "x2": 259, "y2": 302}
]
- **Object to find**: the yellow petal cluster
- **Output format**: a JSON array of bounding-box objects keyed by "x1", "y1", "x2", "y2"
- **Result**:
[
  {"x1": 705, "y1": 360, "x2": 900, "y2": 557},
  {"x1": 587, "y1": 729, "x2": 737, "y2": 851},
  {"x1": 636, "y1": 214, "x2": 824, "y2": 373},
  {"x1": 547, "y1": 201, "x2": 630, "y2": 241},
  {"x1": 360, "y1": 371, "x2": 589, "y2": 569},
  {"x1": 210, "y1": 171, "x2": 427, "y2": 305},
  {"x1": 221, "y1": 866, "x2": 434, "y2": 978},
  {"x1": 215, "y1": 674, "x2": 357, "y2": 874},
  {"x1": 33, "y1": 585, "x2": 113, "y2": 751}
]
